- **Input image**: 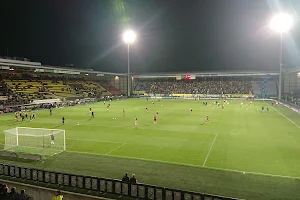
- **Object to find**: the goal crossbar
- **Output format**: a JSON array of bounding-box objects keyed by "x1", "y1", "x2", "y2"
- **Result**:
[
  {"x1": 6, "y1": 133, "x2": 61, "y2": 137},
  {"x1": 16, "y1": 127, "x2": 64, "y2": 131}
]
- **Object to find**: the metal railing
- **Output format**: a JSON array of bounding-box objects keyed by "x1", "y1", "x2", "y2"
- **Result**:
[{"x1": 0, "y1": 163, "x2": 239, "y2": 200}]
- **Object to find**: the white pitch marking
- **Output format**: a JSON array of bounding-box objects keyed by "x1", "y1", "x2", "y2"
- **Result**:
[
  {"x1": 204, "y1": 165, "x2": 299, "y2": 180},
  {"x1": 65, "y1": 150, "x2": 300, "y2": 180},
  {"x1": 67, "y1": 138, "x2": 124, "y2": 144},
  {"x1": 203, "y1": 134, "x2": 218, "y2": 166},
  {"x1": 270, "y1": 105, "x2": 300, "y2": 129},
  {"x1": 105, "y1": 143, "x2": 127, "y2": 155}
]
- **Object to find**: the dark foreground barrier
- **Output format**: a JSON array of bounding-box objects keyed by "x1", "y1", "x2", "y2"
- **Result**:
[
  {"x1": 0, "y1": 163, "x2": 240, "y2": 200},
  {"x1": 0, "y1": 151, "x2": 42, "y2": 161}
]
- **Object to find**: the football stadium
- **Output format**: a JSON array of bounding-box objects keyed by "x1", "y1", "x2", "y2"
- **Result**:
[
  {"x1": 0, "y1": 58, "x2": 300, "y2": 200},
  {"x1": 1, "y1": 1, "x2": 300, "y2": 200}
]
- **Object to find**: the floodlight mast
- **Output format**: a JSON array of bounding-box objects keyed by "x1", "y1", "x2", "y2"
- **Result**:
[
  {"x1": 123, "y1": 30, "x2": 136, "y2": 97},
  {"x1": 269, "y1": 13, "x2": 293, "y2": 100}
]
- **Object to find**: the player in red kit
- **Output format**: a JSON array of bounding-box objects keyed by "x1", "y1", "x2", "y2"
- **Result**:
[
  {"x1": 153, "y1": 115, "x2": 157, "y2": 124},
  {"x1": 206, "y1": 114, "x2": 209, "y2": 123},
  {"x1": 146, "y1": 107, "x2": 148, "y2": 112}
]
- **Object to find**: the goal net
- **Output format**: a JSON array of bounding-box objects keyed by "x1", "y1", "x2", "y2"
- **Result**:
[{"x1": 3, "y1": 127, "x2": 66, "y2": 156}]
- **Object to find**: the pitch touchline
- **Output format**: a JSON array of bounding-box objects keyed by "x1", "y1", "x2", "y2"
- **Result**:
[
  {"x1": 203, "y1": 134, "x2": 218, "y2": 167},
  {"x1": 65, "y1": 150, "x2": 300, "y2": 180},
  {"x1": 270, "y1": 105, "x2": 300, "y2": 129},
  {"x1": 104, "y1": 143, "x2": 127, "y2": 155},
  {"x1": 205, "y1": 165, "x2": 299, "y2": 180}
]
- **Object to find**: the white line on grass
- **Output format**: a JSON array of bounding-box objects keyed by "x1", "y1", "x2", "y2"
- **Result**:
[
  {"x1": 204, "y1": 165, "x2": 299, "y2": 180},
  {"x1": 66, "y1": 150, "x2": 94, "y2": 154},
  {"x1": 105, "y1": 143, "x2": 127, "y2": 155},
  {"x1": 67, "y1": 138, "x2": 125, "y2": 144},
  {"x1": 270, "y1": 105, "x2": 300, "y2": 129},
  {"x1": 203, "y1": 134, "x2": 218, "y2": 167},
  {"x1": 65, "y1": 150, "x2": 300, "y2": 180}
]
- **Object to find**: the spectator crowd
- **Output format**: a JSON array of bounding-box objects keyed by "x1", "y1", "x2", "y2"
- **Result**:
[
  {"x1": 0, "y1": 183, "x2": 33, "y2": 200},
  {"x1": 0, "y1": 72, "x2": 122, "y2": 107},
  {"x1": 135, "y1": 78, "x2": 253, "y2": 94}
]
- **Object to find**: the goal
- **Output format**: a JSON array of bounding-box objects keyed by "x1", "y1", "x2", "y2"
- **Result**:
[{"x1": 3, "y1": 127, "x2": 66, "y2": 156}]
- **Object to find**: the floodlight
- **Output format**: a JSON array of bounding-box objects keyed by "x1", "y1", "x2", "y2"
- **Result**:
[
  {"x1": 123, "y1": 30, "x2": 136, "y2": 44},
  {"x1": 269, "y1": 13, "x2": 294, "y2": 100},
  {"x1": 270, "y1": 13, "x2": 293, "y2": 33},
  {"x1": 122, "y1": 30, "x2": 137, "y2": 97}
]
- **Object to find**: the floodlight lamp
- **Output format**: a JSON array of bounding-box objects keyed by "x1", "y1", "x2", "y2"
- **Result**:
[
  {"x1": 123, "y1": 30, "x2": 136, "y2": 44},
  {"x1": 270, "y1": 13, "x2": 293, "y2": 33}
]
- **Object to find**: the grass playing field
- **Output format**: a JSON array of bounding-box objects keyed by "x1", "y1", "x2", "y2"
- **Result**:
[{"x1": 0, "y1": 99, "x2": 300, "y2": 200}]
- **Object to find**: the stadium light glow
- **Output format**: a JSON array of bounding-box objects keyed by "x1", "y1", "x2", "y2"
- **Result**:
[
  {"x1": 123, "y1": 30, "x2": 137, "y2": 97},
  {"x1": 269, "y1": 13, "x2": 293, "y2": 100},
  {"x1": 270, "y1": 13, "x2": 293, "y2": 33},
  {"x1": 123, "y1": 30, "x2": 136, "y2": 44}
]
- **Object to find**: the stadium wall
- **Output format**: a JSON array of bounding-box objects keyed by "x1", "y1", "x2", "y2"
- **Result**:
[
  {"x1": 109, "y1": 75, "x2": 128, "y2": 94},
  {"x1": 283, "y1": 71, "x2": 300, "y2": 94},
  {"x1": 0, "y1": 164, "x2": 239, "y2": 200},
  {"x1": 278, "y1": 101, "x2": 300, "y2": 113}
]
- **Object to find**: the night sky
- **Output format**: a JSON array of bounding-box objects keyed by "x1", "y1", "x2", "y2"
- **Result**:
[{"x1": 1, "y1": 0, "x2": 300, "y2": 73}]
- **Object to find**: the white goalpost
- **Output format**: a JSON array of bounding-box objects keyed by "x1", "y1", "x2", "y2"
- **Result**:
[{"x1": 3, "y1": 127, "x2": 66, "y2": 156}]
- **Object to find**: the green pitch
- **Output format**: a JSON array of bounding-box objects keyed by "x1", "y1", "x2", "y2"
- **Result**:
[{"x1": 0, "y1": 99, "x2": 300, "y2": 200}]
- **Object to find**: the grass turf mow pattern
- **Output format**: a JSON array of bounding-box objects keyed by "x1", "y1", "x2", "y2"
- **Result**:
[{"x1": 0, "y1": 99, "x2": 299, "y2": 200}]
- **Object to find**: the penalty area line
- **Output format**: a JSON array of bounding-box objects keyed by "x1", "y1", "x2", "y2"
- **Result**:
[
  {"x1": 105, "y1": 143, "x2": 127, "y2": 155},
  {"x1": 203, "y1": 134, "x2": 218, "y2": 167}
]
